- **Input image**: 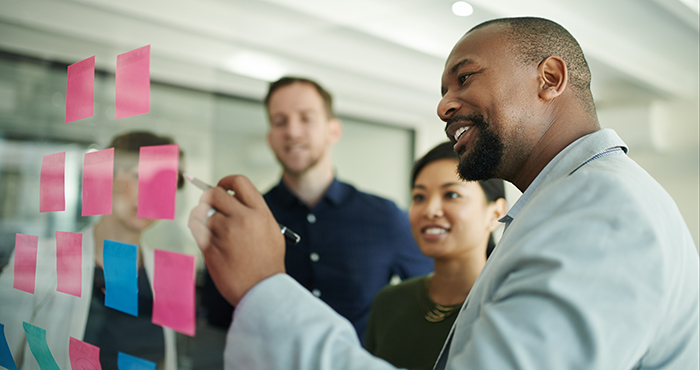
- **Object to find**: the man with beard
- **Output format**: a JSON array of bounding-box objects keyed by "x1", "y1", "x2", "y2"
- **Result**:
[
  {"x1": 190, "y1": 17, "x2": 699, "y2": 370},
  {"x1": 202, "y1": 76, "x2": 432, "y2": 343}
]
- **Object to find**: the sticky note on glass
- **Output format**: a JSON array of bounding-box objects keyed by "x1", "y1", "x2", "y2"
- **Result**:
[
  {"x1": 115, "y1": 45, "x2": 150, "y2": 119},
  {"x1": 117, "y1": 352, "x2": 154, "y2": 370},
  {"x1": 40, "y1": 151, "x2": 65, "y2": 213},
  {"x1": 0, "y1": 323, "x2": 18, "y2": 370},
  {"x1": 22, "y1": 322, "x2": 60, "y2": 370},
  {"x1": 82, "y1": 148, "x2": 114, "y2": 216},
  {"x1": 13, "y1": 233, "x2": 38, "y2": 294},
  {"x1": 137, "y1": 144, "x2": 179, "y2": 220},
  {"x1": 103, "y1": 240, "x2": 138, "y2": 316},
  {"x1": 69, "y1": 337, "x2": 102, "y2": 370},
  {"x1": 56, "y1": 231, "x2": 82, "y2": 297},
  {"x1": 65, "y1": 55, "x2": 95, "y2": 123},
  {"x1": 152, "y1": 250, "x2": 196, "y2": 336}
]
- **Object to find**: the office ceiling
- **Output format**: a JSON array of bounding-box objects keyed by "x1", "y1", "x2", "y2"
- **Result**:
[{"x1": 0, "y1": 0, "x2": 698, "y2": 141}]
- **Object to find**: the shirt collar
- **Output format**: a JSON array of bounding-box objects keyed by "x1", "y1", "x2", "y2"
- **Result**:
[
  {"x1": 499, "y1": 129, "x2": 628, "y2": 228},
  {"x1": 271, "y1": 177, "x2": 349, "y2": 208},
  {"x1": 323, "y1": 178, "x2": 350, "y2": 206}
]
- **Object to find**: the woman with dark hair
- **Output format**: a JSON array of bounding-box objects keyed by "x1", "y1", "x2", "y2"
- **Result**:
[
  {"x1": 0, "y1": 131, "x2": 184, "y2": 370},
  {"x1": 364, "y1": 141, "x2": 506, "y2": 370}
]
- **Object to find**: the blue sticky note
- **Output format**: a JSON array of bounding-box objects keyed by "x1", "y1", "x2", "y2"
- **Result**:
[
  {"x1": 21, "y1": 322, "x2": 59, "y2": 370},
  {"x1": 117, "y1": 352, "x2": 155, "y2": 370},
  {"x1": 103, "y1": 240, "x2": 138, "y2": 316},
  {"x1": 0, "y1": 323, "x2": 18, "y2": 370}
]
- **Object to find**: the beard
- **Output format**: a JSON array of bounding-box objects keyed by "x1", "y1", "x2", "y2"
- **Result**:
[
  {"x1": 278, "y1": 149, "x2": 324, "y2": 177},
  {"x1": 453, "y1": 114, "x2": 504, "y2": 181}
]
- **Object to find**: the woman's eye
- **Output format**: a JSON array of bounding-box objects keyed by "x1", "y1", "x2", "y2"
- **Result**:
[
  {"x1": 445, "y1": 191, "x2": 460, "y2": 199},
  {"x1": 412, "y1": 194, "x2": 425, "y2": 202}
]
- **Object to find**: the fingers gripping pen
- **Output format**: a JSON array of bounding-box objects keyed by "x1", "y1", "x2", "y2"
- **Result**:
[{"x1": 184, "y1": 174, "x2": 301, "y2": 245}]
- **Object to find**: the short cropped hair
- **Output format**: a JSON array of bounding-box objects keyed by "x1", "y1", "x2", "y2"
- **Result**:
[
  {"x1": 470, "y1": 17, "x2": 596, "y2": 117},
  {"x1": 411, "y1": 141, "x2": 505, "y2": 257},
  {"x1": 264, "y1": 76, "x2": 335, "y2": 119}
]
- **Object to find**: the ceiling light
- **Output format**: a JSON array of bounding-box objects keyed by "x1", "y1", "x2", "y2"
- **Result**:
[
  {"x1": 223, "y1": 52, "x2": 287, "y2": 82},
  {"x1": 678, "y1": 0, "x2": 699, "y2": 14},
  {"x1": 452, "y1": 1, "x2": 474, "y2": 17}
]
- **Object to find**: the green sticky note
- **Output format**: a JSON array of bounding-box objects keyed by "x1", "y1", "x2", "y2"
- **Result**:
[{"x1": 22, "y1": 322, "x2": 59, "y2": 370}]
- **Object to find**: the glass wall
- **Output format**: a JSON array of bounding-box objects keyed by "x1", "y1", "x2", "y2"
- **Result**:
[{"x1": 0, "y1": 51, "x2": 415, "y2": 369}]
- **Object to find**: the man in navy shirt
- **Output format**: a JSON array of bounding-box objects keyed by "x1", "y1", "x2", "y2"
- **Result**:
[{"x1": 204, "y1": 76, "x2": 432, "y2": 342}]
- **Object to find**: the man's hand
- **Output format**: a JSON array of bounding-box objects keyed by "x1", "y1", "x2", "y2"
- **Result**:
[{"x1": 188, "y1": 175, "x2": 285, "y2": 306}]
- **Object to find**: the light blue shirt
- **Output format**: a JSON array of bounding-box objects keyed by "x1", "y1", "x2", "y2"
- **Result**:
[{"x1": 224, "y1": 129, "x2": 699, "y2": 370}]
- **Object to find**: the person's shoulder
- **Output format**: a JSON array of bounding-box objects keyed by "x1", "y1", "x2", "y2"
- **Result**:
[
  {"x1": 551, "y1": 152, "x2": 673, "y2": 214},
  {"x1": 342, "y1": 182, "x2": 402, "y2": 212},
  {"x1": 513, "y1": 152, "x2": 691, "y2": 258},
  {"x1": 262, "y1": 180, "x2": 283, "y2": 199}
]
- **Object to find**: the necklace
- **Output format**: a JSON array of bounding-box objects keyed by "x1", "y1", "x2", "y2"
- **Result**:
[{"x1": 420, "y1": 275, "x2": 463, "y2": 323}]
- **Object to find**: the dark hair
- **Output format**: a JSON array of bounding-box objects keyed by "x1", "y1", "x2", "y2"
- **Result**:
[
  {"x1": 107, "y1": 131, "x2": 185, "y2": 189},
  {"x1": 264, "y1": 76, "x2": 335, "y2": 119},
  {"x1": 470, "y1": 17, "x2": 596, "y2": 118},
  {"x1": 411, "y1": 141, "x2": 505, "y2": 257}
]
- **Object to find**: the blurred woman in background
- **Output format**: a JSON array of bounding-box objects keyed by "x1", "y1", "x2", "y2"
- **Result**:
[{"x1": 0, "y1": 131, "x2": 184, "y2": 370}]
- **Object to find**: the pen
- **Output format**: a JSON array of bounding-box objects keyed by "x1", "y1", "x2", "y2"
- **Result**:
[{"x1": 184, "y1": 174, "x2": 301, "y2": 245}]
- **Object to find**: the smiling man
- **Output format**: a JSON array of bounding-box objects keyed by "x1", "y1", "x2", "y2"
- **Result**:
[
  {"x1": 190, "y1": 17, "x2": 699, "y2": 370},
  {"x1": 202, "y1": 76, "x2": 432, "y2": 343}
]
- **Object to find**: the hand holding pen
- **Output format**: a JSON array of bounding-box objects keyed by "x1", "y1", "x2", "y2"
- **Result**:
[
  {"x1": 185, "y1": 174, "x2": 300, "y2": 245},
  {"x1": 187, "y1": 174, "x2": 288, "y2": 306}
]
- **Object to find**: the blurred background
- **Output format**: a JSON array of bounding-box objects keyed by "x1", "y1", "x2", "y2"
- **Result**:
[{"x1": 0, "y1": 0, "x2": 698, "y2": 368}]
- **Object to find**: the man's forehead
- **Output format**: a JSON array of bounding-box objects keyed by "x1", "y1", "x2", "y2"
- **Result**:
[
  {"x1": 269, "y1": 84, "x2": 322, "y2": 109},
  {"x1": 444, "y1": 24, "x2": 509, "y2": 72},
  {"x1": 270, "y1": 107, "x2": 319, "y2": 116}
]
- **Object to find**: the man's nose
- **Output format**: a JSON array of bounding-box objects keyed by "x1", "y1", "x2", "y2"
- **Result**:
[{"x1": 437, "y1": 94, "x2": 461, "y2": 122}]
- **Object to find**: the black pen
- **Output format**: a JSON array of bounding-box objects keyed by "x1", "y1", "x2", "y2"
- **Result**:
[{"x1": 184, "y1": 174, "x2": 301, "y2": 245}]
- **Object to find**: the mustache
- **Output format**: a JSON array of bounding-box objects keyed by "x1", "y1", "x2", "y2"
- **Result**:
[{"x1": 444, "y1": 113, "x2": 487, "y2": 132}]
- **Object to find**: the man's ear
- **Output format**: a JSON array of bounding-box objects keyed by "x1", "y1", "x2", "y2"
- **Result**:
[
  {"x1": 328, "y1": 117, "x2": 343, "y2": 144},
  {"x1": 538, "y1": 56, "x2": 568, "y2": 101}
]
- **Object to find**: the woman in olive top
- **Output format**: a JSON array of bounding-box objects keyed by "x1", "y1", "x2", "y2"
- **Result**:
[{"x1": 364, "y1": 142, "x2": 506, "y2": 370}]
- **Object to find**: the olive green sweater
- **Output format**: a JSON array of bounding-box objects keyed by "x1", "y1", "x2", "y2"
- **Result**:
[{"x1": 364, "y1": 276, "x2": 461, "y2": 370}]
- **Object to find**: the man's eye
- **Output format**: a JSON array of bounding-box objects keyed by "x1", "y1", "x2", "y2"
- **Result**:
[{"x1": 459, "y1": 74, "x2": 471, "y2": 84}]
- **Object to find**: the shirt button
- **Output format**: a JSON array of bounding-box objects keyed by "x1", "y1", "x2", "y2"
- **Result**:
[
  {"x1": 307, "y1": 213, "x2": 317, "y2": 224},
  {"x1": 309, "y1": 252, "x2": 320, "y2": 262},
  {"x1": 312, "y1": 289, "x2": 321, "y2": 297}
]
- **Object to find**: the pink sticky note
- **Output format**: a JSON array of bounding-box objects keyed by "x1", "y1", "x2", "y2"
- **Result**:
[
  {"x1": 82, "y1": 148, "x2": 114, "y2": 216},
  {"x1": 152, "y1": 249, "x2": 195, "y2": 336},
  {"x1": 137, "y1": 144, "x2": 179, "y2": 220},
  {"x1": 69, "y1": 337, "x2": 102, "y2": 370},
  {"x1": 40, "y1": 151, "x2": 66, "y2": 213},
  {"x1": 65, "y1": 56, "x2": 95, "y2": 123},
  {"x1": 115, "y1": 45, "x2": 150, "y2": 119},
  {"x1": 13, "y1": 233, "x2": 38, "y2": 294},
  {"x1": 56, "y1": 231, "x2": 82, "y2": 297}
]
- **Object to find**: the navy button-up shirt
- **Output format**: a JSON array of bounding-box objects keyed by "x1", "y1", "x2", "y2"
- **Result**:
[
  {"x1": 202, "y1": 178, "x2": 433, "y2": 342},
  {"x1": 265, "y1": 179, "x2": 433, "y2": 341}
]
